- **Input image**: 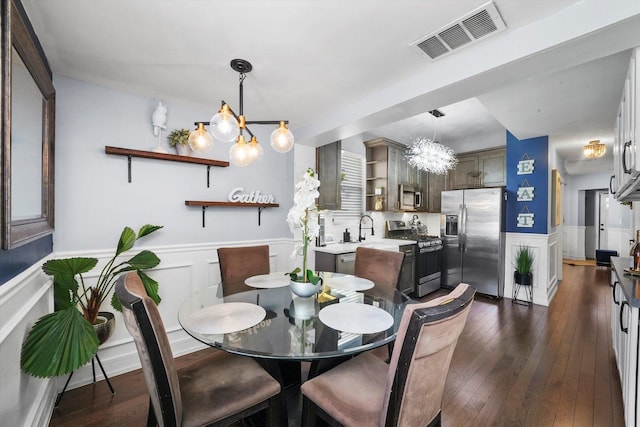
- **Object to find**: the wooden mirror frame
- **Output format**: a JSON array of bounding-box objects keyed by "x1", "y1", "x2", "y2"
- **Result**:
[{"x1": 1, "y1": 0, "x2": 55, "y2": 249}]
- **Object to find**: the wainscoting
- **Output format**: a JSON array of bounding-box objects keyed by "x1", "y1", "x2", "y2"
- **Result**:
[{"x1": 0, "y1": 238, "x2": 295, "y2": 426}]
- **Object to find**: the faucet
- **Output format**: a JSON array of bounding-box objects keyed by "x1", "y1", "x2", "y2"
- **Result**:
[{"x1": 358, "y1": 215, "x2": 375, "y2": 241}]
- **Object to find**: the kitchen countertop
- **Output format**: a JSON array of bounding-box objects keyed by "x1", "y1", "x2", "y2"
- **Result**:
[
  {"x1": 611, "y1": 256, "x2": 640, "y2": 307},
  {"x1": 313, "y1": 238, "x2": 417, "y2": 255}
]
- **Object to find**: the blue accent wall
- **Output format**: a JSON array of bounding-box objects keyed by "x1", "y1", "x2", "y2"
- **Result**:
[
  {"x1": 0, "y1": 235, "x2": 52, "y2": 285},
  {"x1": 506, "y1": 131, "x2": 548, "y2": 234}
]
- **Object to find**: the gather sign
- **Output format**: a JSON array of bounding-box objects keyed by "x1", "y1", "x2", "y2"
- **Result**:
[{"x1": 228, "y1": 187, "x2": 275, "y2": 204}]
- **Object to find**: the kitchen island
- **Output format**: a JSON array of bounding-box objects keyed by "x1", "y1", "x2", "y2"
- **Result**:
[
  {"x1": 314, "y1": 239, "x2": 418, "y2": 294},
  {"x1": 610, "y1": 256, "x2": 639, "y2": 427}
]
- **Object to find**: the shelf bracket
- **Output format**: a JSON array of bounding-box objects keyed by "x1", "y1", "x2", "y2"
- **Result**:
[
  {"x1": 207, "y1": 165, "x2": 211, "y2": 188},
  {"x1": 258, "y1": 207, "x2": 265, "y2": 226},
  {"x1": 127, "y1": 155, "x2": 132, "y2": 183},
  {"x1": 201, "y1": 206, "x2": 207, "y2": 228}
]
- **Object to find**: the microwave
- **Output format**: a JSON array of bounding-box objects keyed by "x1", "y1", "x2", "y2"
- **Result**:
[{"x1": 399, "y1": 184, "x2": 422, "y2": 210}]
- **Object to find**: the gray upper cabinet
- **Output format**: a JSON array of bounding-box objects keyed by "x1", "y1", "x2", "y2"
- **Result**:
[
  {"x1": 447, "y1": 147, "x2": 505, "y2": 190},
  {"x1": 316, "y1": 140, "x2": 342, "y2": 210},
  {"x1": 365, "y1": 138, "x2": 406, "y2": 212},
  {"x1": 421, "y1": 171, "x2": 446, "y2": 212}
]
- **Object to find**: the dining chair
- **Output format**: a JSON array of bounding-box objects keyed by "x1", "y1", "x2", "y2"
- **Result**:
[
  {"x1": 115, "y1": 272, "x2": 283, "y2": 427},
  {"x1": 301, "y1": 282, "x2": 475, "y2": 427},
  {"x1": 217, "y1": 245, "x2": 270, "y2": 296},
  {"x1": 354, "y1": 246, "x2": 405, "y2": 292}
]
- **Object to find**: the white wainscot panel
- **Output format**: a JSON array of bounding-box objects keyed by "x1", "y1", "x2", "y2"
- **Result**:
[{"x1": 0, "y1": 258, "x2": 56, "y2": 427}]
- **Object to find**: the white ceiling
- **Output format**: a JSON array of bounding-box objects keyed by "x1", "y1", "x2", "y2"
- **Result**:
[{"x1": 21, "y1": 0, "x2": 640, "y2": 174}]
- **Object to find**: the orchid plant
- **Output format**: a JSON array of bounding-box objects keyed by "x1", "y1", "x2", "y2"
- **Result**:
[{"x1": 286, "y1": 168, "x2": 321, "y2": 284}]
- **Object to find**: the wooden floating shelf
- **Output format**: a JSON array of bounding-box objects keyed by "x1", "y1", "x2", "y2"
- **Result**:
[
  {"x1": 105, "y1": 146, "x2": 229, "y2": 167},
  {"x1": 105, "y1": 146, "x2": 229, "y2": 186},
  {"x1": 185, "y1": 201, "x2": 279, "y2": 208},
  {"x1": 185, "y1": 201, "x2": 280, "y2": 227}
]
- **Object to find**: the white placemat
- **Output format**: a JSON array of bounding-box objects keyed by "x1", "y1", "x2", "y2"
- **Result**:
[
  {"x1": 323, "y1": 274, "x2": 374, "y2": 292},
  {"x1": 183, "y1": 303, "x2": 266, "y2": 334},
  {"x1": 245, "y1": 272, "x2": 290, "y2": 288},
  {"x1": 319, "y1": 303, "x2": 394, "y2": 334}
]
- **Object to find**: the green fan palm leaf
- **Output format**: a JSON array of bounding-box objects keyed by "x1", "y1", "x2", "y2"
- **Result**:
[{"x1": 20, "y1": 308, "x2": 99, "y2": 378}]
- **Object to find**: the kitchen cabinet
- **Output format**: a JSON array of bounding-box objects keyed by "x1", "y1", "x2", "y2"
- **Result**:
[
  {"x1": 447, "y1": 147, "x2": 506, "y2": 190},
  {"x1": 316, "y1": 140, "x2": 342, "y2": 210},
  {"x1": 420, "y1": 171, "x2": 446, "y2": 212},
  {"x1": 365, "y1": 138, "x2": 406, "y2": 212},
  {"x1": 315, "y1": 251, "x2": 356, "y2": 275},
  {"x1": 612, "y1": 47, "x2": 640, "y2": 201},
  {"x1": 610, "y1": 257, "x2": 640, "y2": 426}
]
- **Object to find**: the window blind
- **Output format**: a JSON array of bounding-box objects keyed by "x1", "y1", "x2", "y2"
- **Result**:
[{"x1": 332, "y1": 151, "x2": 363, "y2": 224}]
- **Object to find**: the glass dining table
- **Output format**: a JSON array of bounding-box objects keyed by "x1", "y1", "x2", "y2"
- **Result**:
[{"x1": 178, "y1": 271, "x2": 412, "y2": 377}]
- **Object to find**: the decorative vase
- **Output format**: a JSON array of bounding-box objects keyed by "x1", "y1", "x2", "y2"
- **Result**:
[
  {"x1": 176, "y1": 144, "x2": 192, "y2": 156},
  {"x1": 93, "y1": 311, "x2": 115, "y2": 345},
  {"x1": 290, "y1": 279, "x2": 321, "y2": 298},
  {"x1": 514, "y1": 271, "x2": 533, "y2": 286}
]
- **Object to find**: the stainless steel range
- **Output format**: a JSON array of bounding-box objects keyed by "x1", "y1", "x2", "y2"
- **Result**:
[{"x1": 385, "y1": 220, "x2": 443, "y2": 297}]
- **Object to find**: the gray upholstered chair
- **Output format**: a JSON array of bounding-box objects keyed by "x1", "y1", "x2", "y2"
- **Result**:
[
  {"x1": 354, "y1": 246, "x2": 405, "y2": 292},
  {"x1": 115, "y1": 272, "x2": 282, "y2": 427},
  {"x1": 301, "y1": 283, "x2": 475, "y2": 427},
  {"x1": 217, "y1": 245, "x2": 270, "y2": 296}
]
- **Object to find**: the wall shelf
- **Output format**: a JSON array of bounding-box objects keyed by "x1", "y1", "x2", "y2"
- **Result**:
[
  {"x1": 105, "y1": 146, "x2": 229, "y2": 186},
  {"x1": 185, "y1": 201, "x2": 280, "y2": 227}
]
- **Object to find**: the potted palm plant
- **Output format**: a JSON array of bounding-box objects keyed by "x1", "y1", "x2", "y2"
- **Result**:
[
  {"x1": 514, "y1": 245, "x2": 534, "y2": 286},
  {"x1": 20, "y1": 224, "x2": 163, "y2": 378}
]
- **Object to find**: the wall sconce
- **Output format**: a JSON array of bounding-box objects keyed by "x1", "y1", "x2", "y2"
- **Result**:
[
  {"x1": 192, "y1": 59, "x2": 294, "y2": 167},
  {"x1": 583, "y1": 139, "x2": 606, "y2": 158}
]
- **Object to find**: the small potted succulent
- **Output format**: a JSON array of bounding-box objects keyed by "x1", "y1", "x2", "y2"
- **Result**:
[
  {"x1": 514, "y1": 245, "x2": 534, "y2": 286},
  {"x1": 167, "y1": 128, "x2": 192, "y2": 156}
]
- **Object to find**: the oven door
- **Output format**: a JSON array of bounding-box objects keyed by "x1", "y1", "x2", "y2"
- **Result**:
[{"x1": 417, "y1": 245, "x2": 442, "y2": 297}]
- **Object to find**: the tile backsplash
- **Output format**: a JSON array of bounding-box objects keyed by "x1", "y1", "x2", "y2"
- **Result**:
[{"x1": 320, "y1": 210, "x2": 441, "y2": 244}]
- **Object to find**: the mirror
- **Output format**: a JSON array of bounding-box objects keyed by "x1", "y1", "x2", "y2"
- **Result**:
[{"x1": 1, "y1": 0, "x2": 55, "y2": 249}]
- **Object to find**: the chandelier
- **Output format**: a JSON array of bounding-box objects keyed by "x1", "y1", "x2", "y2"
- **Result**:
[
  {"x1": 407, "y1": 137, "x2": 457, "y2": 174},
  {"x1": 189, "y1": 59, "x2": 294, "y2": 167},
  {"x1": 583, "y1": 139, "x2": 606, "y2": 158}
]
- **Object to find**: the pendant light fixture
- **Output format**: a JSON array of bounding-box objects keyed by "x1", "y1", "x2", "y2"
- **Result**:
[
  {"x1": 191, "y1": 59, "x2": 294, "y2": 167},
  {"x1": 583, "y1": 139, "x2": 606, "y2": 158},
  {"x1": 406, "y1": 109, "x2": 457, "y2": 174}
]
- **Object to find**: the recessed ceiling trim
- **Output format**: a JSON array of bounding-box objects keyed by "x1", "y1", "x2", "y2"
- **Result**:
[{"x1": 410, "y1": 1, "x2": 506, "y2": 61}]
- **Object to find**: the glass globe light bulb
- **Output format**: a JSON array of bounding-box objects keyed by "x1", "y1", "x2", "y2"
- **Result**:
[
  {"x1": 246, "y1": 136, "x2": 264, "y2": 163},
  {"x1": 210, "y1": 104, "x2": 240, "y2": 143},
  {"x1": 188, "y1": 123, "x2": 214, "y2": 153},
  {"x1": 229, "y1": 135, "x2": 254, "y2": 167},
  {"x1": 270, "y1": 121, "x2": 294, "y2": 153}
]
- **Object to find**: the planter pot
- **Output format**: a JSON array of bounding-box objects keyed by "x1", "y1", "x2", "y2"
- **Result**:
[
  {"x1": 94, "y1": 311, "x2": 115, "y2": 345},
  {"x1": 290, "y1": 280, "x2": 321, "y2": 298},
  {"x1": 176, "y1": 144, "x2": 192, "y2": 156},
  {"x1": 514, "y1": 271, "x2": 533, "y2": 286}
]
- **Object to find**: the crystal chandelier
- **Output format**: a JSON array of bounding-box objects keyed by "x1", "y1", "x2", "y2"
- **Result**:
[
  {"x1": 190, "y1": 59, "x2": 294, "y2": 167},
  {"x1": 407, "y1": 137, "x2": 457, "y2": 174},
  {"x1": 583, "y1": 139, "x2": 606, "y2": 158}
]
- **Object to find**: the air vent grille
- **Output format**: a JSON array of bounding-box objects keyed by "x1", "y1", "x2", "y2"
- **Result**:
[
  {"x1": 410, "y1": 1, "x2": 506, "y2": 60},
  {"x1": 463, "y1": 9, "x2": 498, "y2": 38}
]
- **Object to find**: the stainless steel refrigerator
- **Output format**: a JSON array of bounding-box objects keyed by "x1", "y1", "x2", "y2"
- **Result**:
[{"x1": 440, "y1": 188, "x2": 505, "y2": 298}]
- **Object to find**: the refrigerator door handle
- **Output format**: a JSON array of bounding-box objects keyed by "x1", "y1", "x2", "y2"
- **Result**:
[
  {"x1": 461, "y1": 204, "x2": 467, "y2": 252},
  {"x1": 458, "y1": 204, "x2": 464, "y2": 252}
]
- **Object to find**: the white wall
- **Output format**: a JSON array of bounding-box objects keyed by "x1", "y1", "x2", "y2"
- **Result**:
[{"x1": 53, "y1": 75, "x2": 295, "y2": 251}]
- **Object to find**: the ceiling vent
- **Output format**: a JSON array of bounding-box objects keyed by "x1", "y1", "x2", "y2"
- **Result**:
[{"x1": 410, "y1": 1, "x2": 506, "y2": 60}]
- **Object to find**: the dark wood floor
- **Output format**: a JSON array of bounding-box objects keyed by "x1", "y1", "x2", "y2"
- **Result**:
[{"x1": 50, "y1": 264, "x2": 624, "y2": 426}]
